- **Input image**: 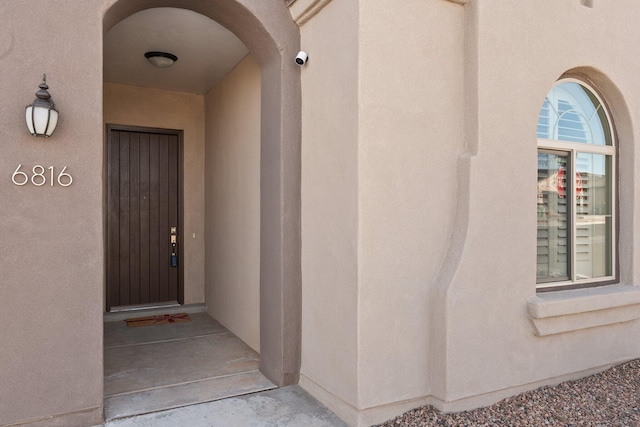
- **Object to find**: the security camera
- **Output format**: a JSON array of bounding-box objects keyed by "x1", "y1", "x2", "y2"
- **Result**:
[{"x1": 295, "y1": 51, "x2": 308, "y2": 66}]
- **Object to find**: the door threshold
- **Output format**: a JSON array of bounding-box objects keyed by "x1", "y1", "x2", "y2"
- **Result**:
[
  {"x1": 110, "y1": 301, "x2": 181, "y2": 313},
  {"x1": 104, "y1": 303, "x2": 206, "y2": 322}
]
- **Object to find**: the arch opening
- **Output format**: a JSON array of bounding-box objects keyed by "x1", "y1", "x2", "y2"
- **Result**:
[{"x1": 102, "y1": 0, "x2": 301, "y2": 400}]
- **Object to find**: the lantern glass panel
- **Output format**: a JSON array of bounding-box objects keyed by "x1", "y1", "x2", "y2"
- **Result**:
[
  {"x1": 25, "y1": 107, "x2": 35, "y2": 134},
  {"x1": 46, "y1": 109, "x2": 58, "y2": 136},
  {"x1": 33, "y1": 106, "x2": 51, "y2": 135}
]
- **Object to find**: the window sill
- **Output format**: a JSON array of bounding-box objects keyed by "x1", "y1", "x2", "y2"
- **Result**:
[{"x1": 527, "y1": 284, "x2": 640, "y2": 336}]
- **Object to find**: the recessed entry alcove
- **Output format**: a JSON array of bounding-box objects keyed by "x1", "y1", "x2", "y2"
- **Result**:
[{"x1": 102, "y1": 1, "x2": 301, "y2": 419}]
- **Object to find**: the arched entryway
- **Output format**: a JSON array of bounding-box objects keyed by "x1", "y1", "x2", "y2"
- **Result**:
[{"x1": 102, "y1": 0, "x2": 301, "y2": 389}]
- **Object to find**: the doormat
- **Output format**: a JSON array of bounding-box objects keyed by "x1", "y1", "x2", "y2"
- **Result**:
[{"x1": 125, "y1": 313, "x2": 192, "y2": 328}]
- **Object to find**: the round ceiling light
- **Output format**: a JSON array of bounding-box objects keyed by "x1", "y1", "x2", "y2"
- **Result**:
[{"x1": 144, "y1": 51, "x2": 178, "y2": 68}]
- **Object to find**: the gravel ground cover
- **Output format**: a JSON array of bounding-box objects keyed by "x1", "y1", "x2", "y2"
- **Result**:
[{"x1": 375, "y1": 359, "x2": 640, "y2": 426}]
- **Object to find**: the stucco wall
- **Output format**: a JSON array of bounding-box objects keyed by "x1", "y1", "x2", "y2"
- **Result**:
[
  {"x1": 0, "y1": 0, "x2": 297, "y2": 424},
  {"x1": 357, "y1": 0, "x2": 464, "y2": 415},
  {"x1": 436, "y1": 0, "x2": 640, "y2": 410},
  {"x1": 298, "y1": 0, "x2": 360, "y2": 414},
  {"x1": 0, "y1": 2, "x2": 104, "y2": 425},
  {"x1": 299, "y1": 0, "x2": 465, "y2": 425},
  {"x1": 9, "y1": 0, "x2": 640, "y2": 426},
  {"x1": 204, "y1": 55, "x2": 261, "y2": 352},
  {"x1": 103, "y1": 82, "x2": 206, "y2": 305},
  {"x1": 297, "y1": 0, "x2": 640, "y2": 426}
]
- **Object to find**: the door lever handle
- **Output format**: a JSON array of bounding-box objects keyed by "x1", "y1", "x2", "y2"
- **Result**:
[{"x1": 170, "y1": 226, "x2": 178, "y2": 267}]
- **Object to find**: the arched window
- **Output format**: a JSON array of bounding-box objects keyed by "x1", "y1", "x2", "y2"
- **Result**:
[{"x1": 536, "y1": 79, "x2": 615, "y2": 290}]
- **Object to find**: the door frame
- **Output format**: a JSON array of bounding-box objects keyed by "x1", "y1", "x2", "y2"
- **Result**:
[{"x1": 105, "y1": 124, "x2": 185, "y2": 311}]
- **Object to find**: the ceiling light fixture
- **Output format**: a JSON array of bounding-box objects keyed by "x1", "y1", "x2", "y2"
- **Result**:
[{"x1": 144, "y1": 51, "x2": 178, "y2": 68}]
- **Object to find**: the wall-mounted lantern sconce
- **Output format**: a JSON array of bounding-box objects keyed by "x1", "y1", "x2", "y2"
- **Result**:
[{"x1": 25, "y1": 74, "x2": 59, "y2": 137}]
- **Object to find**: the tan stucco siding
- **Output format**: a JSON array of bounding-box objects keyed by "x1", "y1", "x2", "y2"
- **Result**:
[
  {"x1": 0, "y1": 1, "x2": 105, "y2": 425},
  {"x1": 357, "y1": 0, "x2": 465, "y2": 412},
  {"x1": 1, "y1": 0, "x2": 300, "y2": 424},
  {"x1": 298, "y1": 0, "x2": 360, "y2": 415},
  {"x1": 204, "y1": 54, "x2": 261, "y2": 353},
  {"x1": 440, "y1": 0, "x2": 640, "y2": 408}
]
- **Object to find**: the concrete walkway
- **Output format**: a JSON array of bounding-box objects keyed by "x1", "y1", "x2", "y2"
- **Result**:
[{"x1": 101, "y1": 386, "x2": 349, "y2": 427}]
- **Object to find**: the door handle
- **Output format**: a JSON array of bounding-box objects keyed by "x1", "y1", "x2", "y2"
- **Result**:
[{"x1": 170, "y1": 227, "x2": 178, "y2": 267}]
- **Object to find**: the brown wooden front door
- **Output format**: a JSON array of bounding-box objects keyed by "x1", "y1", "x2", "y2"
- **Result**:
[{"x1": 106, "y1": 126, "x2": 182, "y2": 311}]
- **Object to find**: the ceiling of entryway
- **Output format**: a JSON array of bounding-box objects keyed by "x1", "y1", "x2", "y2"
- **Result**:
[{"x1": 104, "y1": 7, "x2": 249, "y2": 94}]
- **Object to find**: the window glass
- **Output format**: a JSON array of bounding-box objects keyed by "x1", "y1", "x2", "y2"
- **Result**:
[
  {"x1": 537, "y1": 82, "x2": 610, "y2": 146},
  {"x1": 536, "y1": 79, "x2": 615, "y2": 289},
  {"x1": 537, "y1": 152, "x2": 569, "y2": 282},
  {"x1": 574, "y1": 153, "x2": 612, "y2": 280}
]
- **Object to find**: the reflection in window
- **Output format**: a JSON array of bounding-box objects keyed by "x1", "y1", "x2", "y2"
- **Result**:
[
  {"x1": 537, "y1": 152, "x2": 569, "y2": 281},
  {"x1": 536, "y1": 80, "x2": 615, "y2": 290},
  {"x1": 537, "y1": 82, "x2": 610, "y2": 146}
]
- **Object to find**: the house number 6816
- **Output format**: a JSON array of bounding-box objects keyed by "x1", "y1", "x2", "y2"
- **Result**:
[{"x1": 12, "y1": 164, "x2": 73, "y2": 187}]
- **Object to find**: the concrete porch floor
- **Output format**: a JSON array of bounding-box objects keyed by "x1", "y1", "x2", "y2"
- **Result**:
[
  {"x1": 101, "y1": 306, "x2": 348, "y2": 426},
  {"x1": 103, "y1": 307, "x2": 276, "y2": 421}
]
